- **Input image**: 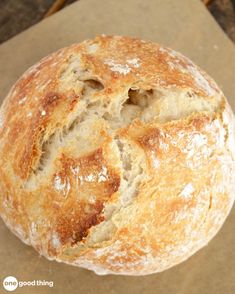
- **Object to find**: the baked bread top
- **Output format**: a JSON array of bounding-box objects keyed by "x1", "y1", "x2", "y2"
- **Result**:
[{"x1": 0, "y1": 35, "x2": 234, "y2": 275}]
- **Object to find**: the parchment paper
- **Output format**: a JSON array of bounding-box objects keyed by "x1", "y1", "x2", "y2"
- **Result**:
[{"x1": 0, "y1": 0, "x2": 235, "y2": 293}]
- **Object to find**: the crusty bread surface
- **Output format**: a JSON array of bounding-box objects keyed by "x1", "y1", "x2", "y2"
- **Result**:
[{"x1": 0, "y1": 35, "x2": 234, "y2": 275}]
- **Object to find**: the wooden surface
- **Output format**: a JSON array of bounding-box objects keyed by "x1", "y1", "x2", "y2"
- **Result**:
[
  {"x1": 0, "y1": 0, "x2": 234, "y2": 44},
  {"x1": 208, "y1": 0, "x2": 235, "y2": 42},
  {"x1": 0, "y1": 0, "x2": 76, "y2": 43}
]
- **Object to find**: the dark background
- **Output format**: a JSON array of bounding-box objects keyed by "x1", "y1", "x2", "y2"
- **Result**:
[{"x1": 0, "y1": 0, "x2": 235, "y2": 45}]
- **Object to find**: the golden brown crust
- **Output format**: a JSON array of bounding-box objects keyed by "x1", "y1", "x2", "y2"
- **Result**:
[
  {"x1": 0, "y1": 36, "x2": 221, "y2": 180},
  {"x1": 53, "y1": 149, "x2": 120, "y2": 245},
  {"x1": 0, "y1": 35, "x2": 234, "y2": 275}
]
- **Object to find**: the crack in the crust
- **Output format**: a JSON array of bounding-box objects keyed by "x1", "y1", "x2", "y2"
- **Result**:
[
  {"x1": 30, "y1": 79, "x2": 104, "y2": 177},
  {"x1": 222, "y1": 120, "x2": 235, "y2": 161},
  {"x1": 34, "y1": 116, "x2": 83, "y2": 174},
  {"x1": 194, "y1": 108, "x2": 234, "y2": 238},
  {"x1": 29, "y1": 84, "x2": 156, "y2": 179},
  {"x1": 208, "y1": 193, "x2": 213, "y2": 210},
  {"x1": 194, "y1": 192, "x2": 213, "y2": 243},
  {"x1": 86, "y1": 136, "x2": 146, "y2": 246},
  {"x1": 114, "y1": 136, "x2": 145, "y2": 205}
]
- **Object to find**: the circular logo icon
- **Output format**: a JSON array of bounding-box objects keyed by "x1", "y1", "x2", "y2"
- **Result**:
[{"x1": 3, "y1": 276, "x2": 18, "y2": 292}]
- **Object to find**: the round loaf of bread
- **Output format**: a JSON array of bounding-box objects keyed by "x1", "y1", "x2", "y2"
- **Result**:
[{"x1": 0, "y1": 35, "x2": 234, "y2": 275}]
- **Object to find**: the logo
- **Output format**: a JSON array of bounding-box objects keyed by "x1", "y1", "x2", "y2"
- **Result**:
[
  {"x1": 3, "y1": 276, "x2": 18, "y2": 292},
  {"x1": 2, "y1": 276, "x2": 54, "y2": 291}
]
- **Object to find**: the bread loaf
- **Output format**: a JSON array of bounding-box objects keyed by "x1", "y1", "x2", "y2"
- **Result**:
[{"x1": 0, "y1": 35, "x2": 234, "y2": 275}]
